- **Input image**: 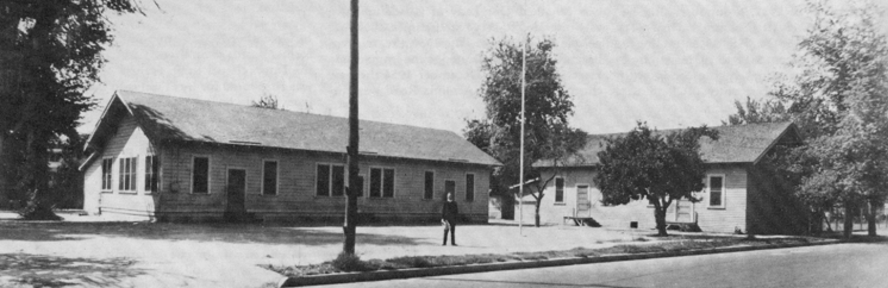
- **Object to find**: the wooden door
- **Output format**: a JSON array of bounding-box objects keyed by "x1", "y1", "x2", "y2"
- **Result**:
[
  {"x1": 226, "y1": 169, "x2": 247, "y2": 216},
  {"x1": 576, "y1": 185, "x2": 591, "y2": 217}
]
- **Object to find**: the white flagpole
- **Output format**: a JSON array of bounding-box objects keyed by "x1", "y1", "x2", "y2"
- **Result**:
[{"x1": 518, "y1": 35, "x2": 527, "y2": 235}]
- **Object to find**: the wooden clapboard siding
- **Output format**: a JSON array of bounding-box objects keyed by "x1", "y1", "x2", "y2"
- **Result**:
[
  {"x1": 520, "y1": 164, "x2": 750, "y2": 233},
  {"x1": 156, "y1": 142, "x2": 490, "y2": 221},
  {"x1": 82, "y1": 111, "x2": 159, "y2": 217}
]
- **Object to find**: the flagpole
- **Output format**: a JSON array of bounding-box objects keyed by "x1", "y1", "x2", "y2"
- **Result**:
[{"x1": 518, "y1": 35, "x2": 527, "y2": 235}]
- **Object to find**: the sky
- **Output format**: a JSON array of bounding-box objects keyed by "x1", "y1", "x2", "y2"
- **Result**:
[{"x1": 81, "y1": 0, "x2": 828, "y2": 135}]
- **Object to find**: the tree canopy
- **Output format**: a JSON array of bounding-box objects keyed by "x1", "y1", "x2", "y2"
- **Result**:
[
  {"x1": 595, "y1": 123, "x2": 718, "y2": 236},
  {"x1": 464, "y1": 36, "x2": 587, "y2": 226},
  {"x1": 0, "y1": 0, "x2": 142, "y2": 218}
]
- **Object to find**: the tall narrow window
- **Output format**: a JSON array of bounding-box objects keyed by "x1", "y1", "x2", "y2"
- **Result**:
[
  {"x1": 465, "y1": 174, "x2": 475, "y2": 201},
  {"x1": 382, "y1": 168, "x2": 395, "y2": 198},
  {"x1": 263, "y1": 160, "x2": 278, "y2": 195},
  {"x1": 144, "y1": 155, "x2": 159, "y2": 192},
  {"x1": 316, "y1": 164, "x2": 330, "y2": 196},
  {"x1": 424, "y1": 171, "x2": 434, "y2": 199},
  {"x1": 369, "y1": 168, "x2": 382, "y2": 197},
  {"x1": 192, "y1": 157, "x2": 209, "y2": 194},
  {"x1": 444, "y1": 180, "x2": 456, "y2": 200},
  {"x1": 555, "y1": 177, "x2": 564, "y2": 202},
  {"x1": 331, "y1": 165, "x2": 345, "y2": 196},
  {"x1": 709, "y1": 175, "x2": 724, "y2": 207},
  {"x1": 118, "y1": 157, "x2": 137, "y2": 192},
  {"x1": 101, "y1": 158, "x2": 113, "y2": 191}
]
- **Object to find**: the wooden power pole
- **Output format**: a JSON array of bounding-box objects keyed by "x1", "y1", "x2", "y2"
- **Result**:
[{"x1": 343, "y1": 0, "x2": 360, "y2": 255}]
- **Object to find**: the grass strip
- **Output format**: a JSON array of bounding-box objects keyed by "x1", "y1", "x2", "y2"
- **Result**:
[{"x1": 263, "y1": 236, "x2": 815, "y2": 277}]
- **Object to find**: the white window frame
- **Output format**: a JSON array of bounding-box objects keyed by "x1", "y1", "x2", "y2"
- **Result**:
[
  {"x1": 261, "y1": 159, "x2": 279, "y2": 195},
  {"x1": 707, "y1": 174, "x2": 726, "y2": 208},
  {"x1": 465, "y1": 172, "x2": 476, "y2": 202},
  {"x1": 101, "y1": 157, "x2": 114, "y2": 192},
  {"x1": 423, "y1": 170, "x2": 435, "y2": 200},
  {"x1": 191, "y1": 155, "x2": 211, "y2": 194},
  {"x1": 315, "y1": 163, "x2": 346, "y2": 197},
  {"x1": 118, "y1": 156, "x2": 138, "y2": 193},
  {"x1": 554, "y1": 176, "x2": 565, "y2": 203}
]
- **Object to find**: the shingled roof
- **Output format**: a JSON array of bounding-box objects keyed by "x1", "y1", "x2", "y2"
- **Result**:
[
  {"x1": 535, "y1": 121, "x2": 799, "y2": 167},
  {"x1": 86, "y1": 90, "x2": 500, "y2": 166}
]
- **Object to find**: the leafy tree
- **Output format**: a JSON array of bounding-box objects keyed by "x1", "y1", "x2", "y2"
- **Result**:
[
  {"x1": 595, "y1": 123, "x2": 718, "y2": 236},
  {"x1": 763, "y1": 0, "x2": 888, "y2": 237},
  {"x1": 464, "y1": 36, "x2": 587, "y2": 227},
  {"x1": 723, "y1": 96, "x2": 789, "y2": 125},
  {"x1": 0, "y1": 1, "x2": 142, "y2": 218},
  {"x1": 251, "y1": 93, "x2": 284, "y2": 110}
]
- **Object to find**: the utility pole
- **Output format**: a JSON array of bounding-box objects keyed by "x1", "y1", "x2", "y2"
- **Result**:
[
  {"x1": 343, "y1": 0, "x2": 360, "y2": 255},
  {"x1": 518, "y1": 36, "x2": 527, "y2": 235}
]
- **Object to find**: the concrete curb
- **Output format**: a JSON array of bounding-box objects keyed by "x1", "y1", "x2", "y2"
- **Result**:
[{"x1": 278, "y1": 239, "x2": 841, "y2": 287}]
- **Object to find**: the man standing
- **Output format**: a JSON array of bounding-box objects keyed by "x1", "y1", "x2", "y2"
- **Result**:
[{"x1": 441, "y1": 192, "x2": 458, "y2": 246}]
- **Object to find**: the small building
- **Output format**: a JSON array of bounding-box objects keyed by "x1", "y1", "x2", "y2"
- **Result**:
[
  {"x1": 80, "y1": 90, "x2": 499, "y2": 223},
  {"x1": 517, "y1": 122, "x2": 808, "y2": 234}
]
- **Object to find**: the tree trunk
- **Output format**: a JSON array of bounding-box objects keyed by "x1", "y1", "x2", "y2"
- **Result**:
[
  {"x1": 0, "y1": 134, "x2": 7, "y2": 207},
  {"x1": 654, "y1": 207, "x2": 668, "y2": 236},
  {"x1": 534, "y1": 201, "x2": 541, "y2": 227},
  {"x1": 843, "y1": 202, "x2": 855, "y2": 239},
  {"x1": 867, "y1": 200, "x2": 877, "y2": 237}
]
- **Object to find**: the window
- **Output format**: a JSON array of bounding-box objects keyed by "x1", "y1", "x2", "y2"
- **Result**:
[
  {"x1": 709, "y1": 175, "x2": 725, "y2": 207},
  {"x1": 192, "y1": 156, "x2": 209, "y2": 194},
  {"x1": 369, "y1": 168, "x2": 381, "y2": 197},
  {"x1": 370, "y1": 168, "x2": 395, "y2": 198},
  {"x1": 424, "y1": 171, "x2": 434, "y2": 199},
  {"x1": 555, "y1": 177, "x2": 564, "y2": 202},
  {"x1": 118, "y1": 157, "x2": 137, "y2": 192},
  {"x1": 465, "y1": 173, "x2": 475, "y2": 201},
  {"x1": 332, "y1": 165, "x2": 345, "y2": 196},
  {"x1": 144, "y1": 155, "x2": 159, "y2": 193},
  {"x1": 444, "y1": 180, "x2": 456, "y2": 199},
  {"x1": 315, "y1": 164, "x2": 345, "y2": 196},
  {"x1": 101, "y1": 158, "x2": 113, "y2": 191},
  {"x1": 262, "y1": 160, "x2": 278, "y2": 195}
]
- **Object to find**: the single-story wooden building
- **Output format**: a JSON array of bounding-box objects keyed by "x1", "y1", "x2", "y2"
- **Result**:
[
  {"x1": 80, "y1": 90, "x2": 499, "y2": 223},
  {"x1": 517, "y1": 122, "x2": 809, "y2": 234}
]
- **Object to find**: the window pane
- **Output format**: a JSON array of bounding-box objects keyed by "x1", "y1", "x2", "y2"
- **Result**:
[
  {"x1": 356, "y1": 176, "x2": 364, "y2": 197},
  {"x1": 152, "y1": 157, "x2": 159, "y2": 192},
  {"x1": 383, "y1": 169, "x2": 394, "y2": 198},
  {"x1": 332, "y1": 165, "x2": 345, "y2": 196},
  {"x1": 555, "y1": 178, "x2": 564, "y2": 202},
  {"x1": 709, "y1": 176, "x2": 723, "y2": 206},
  {"x1": 466, "y1": 174, "x2": 475, "y2": 201},
  {"x1": 316, "y1": 164, "x2": 330, "y2": 196},
  {"x1": 263, "y1": 161, "x2": 277, "y2": 195},
  {"x1": 193, "y1": 157, "x2": 209, "y2": 193},
  {"x1": 119, "y1": 159, "x2": 124, "y2": 190},
  {"x1": 144, "y1": 156, "x2": 152, "y2": 191},
  {"x1": 445, "y1": 180, "x2": 455, "y2": 200},
  {"x1": 130, "y1": 157, "x2": 137, "y2": 191},
  {"x1": 370, "y1": 168, "x2": 381, "y2": 197},
  {"x1": 424, "y1": 171, "x2": 434, "y2": 199}
]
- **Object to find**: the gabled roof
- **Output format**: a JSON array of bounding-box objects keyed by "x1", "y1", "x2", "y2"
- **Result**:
[
  {"x1": 84, "y1": 90, "x2": 500, "y2": 166},
  {"x1": 535, "y1": 121, "x2": 799, "y2": 168}
]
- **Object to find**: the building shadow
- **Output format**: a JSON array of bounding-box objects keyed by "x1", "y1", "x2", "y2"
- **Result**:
[{"x1": 0, "y1": 221, "x2": 424, "y2": 246}]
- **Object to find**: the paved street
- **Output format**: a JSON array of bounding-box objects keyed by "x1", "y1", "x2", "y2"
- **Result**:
[{"x1": 320, "y1": 243, "x2": 888, "y2": 288}]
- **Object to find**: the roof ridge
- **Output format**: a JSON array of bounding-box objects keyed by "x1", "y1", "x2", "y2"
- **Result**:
[{"x1": 117, "y1": 89, "x2": 460, "y2": 135}]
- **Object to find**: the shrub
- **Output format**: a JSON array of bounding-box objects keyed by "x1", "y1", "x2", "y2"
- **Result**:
[{"x1": 332, "y1": 252, "x2": 369, "y2": 272}]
